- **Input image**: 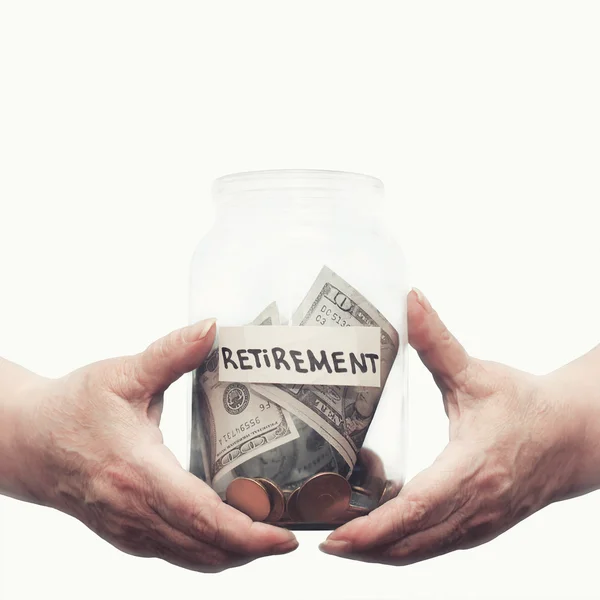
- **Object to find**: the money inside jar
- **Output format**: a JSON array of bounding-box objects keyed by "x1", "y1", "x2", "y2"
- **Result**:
[{"x1": 191, "y1": 265, "x2": 400, "y2": 524}]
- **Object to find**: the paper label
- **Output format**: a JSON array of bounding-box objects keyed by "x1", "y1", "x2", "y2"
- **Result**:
[{"x1": 218, "y1": 326, "x2": 382, "y2": 387}]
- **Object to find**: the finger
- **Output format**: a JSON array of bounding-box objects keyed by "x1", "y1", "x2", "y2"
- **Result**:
[
  {"x1": 142, "y1": 509, "x2": 251, "y2": 573},
  {"x1": 354, "y1": 497, "x2": 509, "y2": 566},
  {"x1": 366, "y1": 505, "x2": 472, "y2": 566},
  {"x1": 321, "y1": 444, "x2": 470, "y2": 556},
  {"x1": 105, "y1": 515, "x2": 237, "y2": 573},
  {"x1": 86, "y1": 464, "x2": 251, "y2": 572},
  {"x1": 407, "y1": 288, "x2": 471, "y2": 390},
  {"x1": 155, "y1": 547, "x2": 253, "y2": 574},
  {"x1": 125, "y1": 318, "x2": 216, "y2": 399},
  {"x1": 142, "y1": 446, "x2": 299, "y2": 557},
  {"x1": 319, "y1": 509, "x2": 471, "y2": 567}
]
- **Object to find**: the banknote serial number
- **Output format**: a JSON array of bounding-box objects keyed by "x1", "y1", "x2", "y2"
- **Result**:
[
  {"x1": 218, "y1": 416, "x2": 261, "y2": 446},
  {"x1": 315, "y1": 305, "x2": 352, "y2": 327}
]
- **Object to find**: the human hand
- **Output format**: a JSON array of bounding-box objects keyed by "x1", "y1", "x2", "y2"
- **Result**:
[
  {"x1": 321, "y1": 289, "x2": 597, "y2": 564},
  {"x1": 7, "y1": 320, "x2": 298, "y2": 572}
]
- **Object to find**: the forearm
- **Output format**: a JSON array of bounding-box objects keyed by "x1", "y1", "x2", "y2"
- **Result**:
[
  {"x1": 0, "y1": 358, "x2": 48, "y2": 502},
  {"x1": 543, "y1": 344, "x2": 600, "y2": 498}
]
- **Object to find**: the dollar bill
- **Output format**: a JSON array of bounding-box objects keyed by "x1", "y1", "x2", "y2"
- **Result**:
[
  {"x1": 191, "y1": 302, "x2": 300, "y2": 484},
  {"x1": 235, "y1": 413, "x2": 348, "y2": 490},
  {"x1": 254, "y1": 266, "x2": 399, "y2": 469}
]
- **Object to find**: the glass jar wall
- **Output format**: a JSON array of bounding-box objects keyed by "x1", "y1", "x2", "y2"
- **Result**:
[{"x1": 189, "y1": 170, "x2": 408, "y2": 530}]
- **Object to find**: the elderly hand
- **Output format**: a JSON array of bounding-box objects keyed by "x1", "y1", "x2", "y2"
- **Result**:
[
  {"x1": 320, "y1": 290, "x2": 600, "y2": 564},
  {"x1": 0, "y1": 320, "x2": 298, "y2": 572}
]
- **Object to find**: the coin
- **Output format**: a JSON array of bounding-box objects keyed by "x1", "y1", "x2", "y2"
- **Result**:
[
  {"x1": 297, "y1": 472, "x2": 351, "y2": 522},
  {"x1": 331, "y1": 489, "x2": 374, "y2": 523},
  {"x1": 256, "y1": 477, "x2": 285, "y2": 522},
  {"x1": 226, "y1": 477, "x2": 271, "y2": 521},
  {"x1": 285, "y1": 488, "x2": 303, "y2": 522}
]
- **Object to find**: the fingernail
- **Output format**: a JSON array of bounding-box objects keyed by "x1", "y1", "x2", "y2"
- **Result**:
[
  {"x1": 319, "y1": 539, "x2": 352, "y2": 555},
  {"x1": 273, "y1": 538, "x2": 299, "y2": 554},
  {"x1": 188, "y1": 318, "x2": 216, "y2": 341},
  {"x1": 251, "y1": 521, "x2": 297, "y2": 545},
  {"x1": 412, "y1": 287, "x2": 432, "y2": 312},
  {"x1": 282, "y1": 529, "x2": 297, "y2": 542}
]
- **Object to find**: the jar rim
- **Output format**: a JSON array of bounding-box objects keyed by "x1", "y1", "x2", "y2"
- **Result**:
[{"x1": 213, "y1": 169, "x2": 384, "y2": 198}]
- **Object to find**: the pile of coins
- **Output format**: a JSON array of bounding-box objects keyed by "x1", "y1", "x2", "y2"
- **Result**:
[{"x1": 225, "y1": 472, "x2": 397, "y2": 523}]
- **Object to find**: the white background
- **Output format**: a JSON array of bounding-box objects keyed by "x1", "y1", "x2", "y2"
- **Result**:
[{"x1": 1, "y1": 1, "x2": 599, "y2": 599}]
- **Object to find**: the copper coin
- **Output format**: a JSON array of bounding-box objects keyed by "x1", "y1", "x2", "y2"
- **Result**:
[
  {"x1": 256, "y1": 477, "x2": 285, "y2": 522},
  {"x1": 226, "y1": 477, "x2": 271, "y2": 521},
  {"x1": 336, "y1": 507, "x2": 368, "y2": 522},
  {"x1": 351, "y1": 485, "x2": 373, "y2": 497},
  {"x1": 346, "y1": 506, "x2": 369, "y2": 517},
  {"x1": 285, "y1": 488, "x2": 303, "y2": 522},
  {"x1": 297, "y1": 472, "x2": 351, "y2": 522},
  {"x1": 332, "y1": 490, "x2": 374, "y2": 523}
]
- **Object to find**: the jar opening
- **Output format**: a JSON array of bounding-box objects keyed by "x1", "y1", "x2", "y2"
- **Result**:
[{"x1": 213, "y1": 169, "x2": 384, "y2": 200}]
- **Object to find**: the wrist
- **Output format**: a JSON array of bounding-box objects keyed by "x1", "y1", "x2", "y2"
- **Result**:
[
  {"x1": 0, "y1": 359, "x2": 51, "y2": 504},
  {"x1": 541, "y1": 347, "x2": 600, "y2": 499}
]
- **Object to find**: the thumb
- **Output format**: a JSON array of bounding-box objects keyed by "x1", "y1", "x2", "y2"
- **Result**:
[
  {"x1": 145, "y1": 446, "x2": 298, "y2": 557},
  {"x1": 321, "y1": 443, "x2": 470, "y2": 555},
  {"x1": 128, "y1": 318, "x2": 216, "y2": 398},
  {"x1": 408, "y1": 288, "x2": 471, "y2": 391}
]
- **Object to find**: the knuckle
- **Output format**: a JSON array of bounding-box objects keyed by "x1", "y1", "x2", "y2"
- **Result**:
[
  {"x1": 94, "y1": 354, "x2": 147, "y2": 401},
  {"x1": 118, "y1": 356, "x2": 146, "y2": 398},
  {"x1": 444, "y1": 516, "x2": 469, "y2": 549},
  {"x1": 452, "y1": 366, "x2": 473, "y2": 393},
  {"x1": 153, "y1": 336, "x2": 170, "y2": 360},
  {"x1": 438, "y1": 324, "x2": 453, "y2": 347},
  {"x1": 405, "y1": 496, "x2": 431, "y2": 527},
  {"x1": 446, "y1": 359, "x2": 480, "y2": 398},
  {"x1": 153, "y1": 329, "x2": 184, "y2": 361},
  {"x1": 194, "y1": 519, "x2": 219, "y2": 546},
  {"x1": 93, "y1": 357, "x2": 141, "y2": 400},
  {"x1": 392, "y1": 496, "x2": 431, "y2": 537},
  {"x1": 187, "y1": 501, "x2": 220, "y2": 545},
  {"x1": 464, "y1": 359, "x2": 510, "y2": 399}
]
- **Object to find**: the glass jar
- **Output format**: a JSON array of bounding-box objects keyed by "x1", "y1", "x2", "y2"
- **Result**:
[{"x1": 188, "y1": 169, "x2": 408, "y2": 530}]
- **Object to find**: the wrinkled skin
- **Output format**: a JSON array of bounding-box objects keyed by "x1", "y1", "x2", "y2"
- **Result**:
[
  {"x1": 321, "y1": 290, "x2": 600, "y2": 564},
  {"x1": 2, "y1": 320, "x2": 297, "y2": 572},
  {"x1": 3, "y1": 292, "x2": 599, "y2": 570}
]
